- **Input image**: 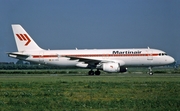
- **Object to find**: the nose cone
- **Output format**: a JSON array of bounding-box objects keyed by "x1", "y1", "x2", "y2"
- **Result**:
[{"x1": 167, "y1": 56, "x2": 175, "y2": 64}]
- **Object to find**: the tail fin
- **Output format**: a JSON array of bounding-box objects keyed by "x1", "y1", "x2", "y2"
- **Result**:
[{"x1": 12, "y1": 24, "x2": 43, "y2": 51}]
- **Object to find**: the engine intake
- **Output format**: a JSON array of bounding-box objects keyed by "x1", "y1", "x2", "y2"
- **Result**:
[{"x1": 101, "y1": 63, "x2": 127, "y2": 73}]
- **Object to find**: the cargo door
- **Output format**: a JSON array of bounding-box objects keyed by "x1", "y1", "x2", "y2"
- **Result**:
[{"x1": 39, "y1": 51, "x2": 44, "y2": 64}]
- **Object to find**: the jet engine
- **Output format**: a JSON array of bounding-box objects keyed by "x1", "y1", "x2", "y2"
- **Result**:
[{"x1": 101, "y1": 63, "x2": 127, "y2": 73}]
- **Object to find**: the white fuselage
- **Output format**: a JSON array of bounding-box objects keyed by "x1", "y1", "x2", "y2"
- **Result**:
[{"x1": 15, "y1": 48, "x2": 174, "y2": 68}]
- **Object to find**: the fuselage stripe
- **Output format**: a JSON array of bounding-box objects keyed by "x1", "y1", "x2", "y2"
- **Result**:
[
  {"x1": 32, "y1": 54, "x2": 159, "y2": 58},
  {"x1": 33, "y1": 55, "x2": 58, "y2": 58}
]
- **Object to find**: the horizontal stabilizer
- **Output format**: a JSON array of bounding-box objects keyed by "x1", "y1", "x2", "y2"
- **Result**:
[{"x1": 7, "y1": 52, "x2": 29, "y2": 59}]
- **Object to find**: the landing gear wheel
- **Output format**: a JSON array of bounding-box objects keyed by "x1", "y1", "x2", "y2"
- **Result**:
[
  {"x1": 95, "y1": 70, "x2": 101, "y2": 75},
  {"x1": 148, "y1": 67, "x2": 153, "y2": 75},
  {"x1": 149, "y1": 72, "x2": 153, "y2": 75},
  {"x1": 88, "y1": 70, "x2": 94, "y2": 75}
]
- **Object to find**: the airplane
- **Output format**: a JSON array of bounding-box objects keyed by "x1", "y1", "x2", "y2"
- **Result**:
[{"x1": 7, "y1": 24, "x2": 175, "y2": 75}]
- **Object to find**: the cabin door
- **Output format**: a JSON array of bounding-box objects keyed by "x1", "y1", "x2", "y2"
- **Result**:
[{"x1": 147, "y1": 50, "x2": 153, "y2": 60}]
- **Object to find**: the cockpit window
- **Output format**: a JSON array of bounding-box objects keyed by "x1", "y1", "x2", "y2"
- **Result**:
[{"x1": 159, "y1": 53, "x2": 167, "y2": 56}]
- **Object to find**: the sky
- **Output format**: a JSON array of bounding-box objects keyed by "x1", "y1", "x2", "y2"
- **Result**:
[{"x1": 0, "y1": 0, "x2": 180, "y2": 62}]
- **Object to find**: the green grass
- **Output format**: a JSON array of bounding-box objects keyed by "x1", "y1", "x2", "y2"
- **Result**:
[
  {"x1": 0, "y1": 72, "x2": 179, "y2": 111},
  {"x1": 0, "y1": 67, "x2": 179, "y2": 75}
]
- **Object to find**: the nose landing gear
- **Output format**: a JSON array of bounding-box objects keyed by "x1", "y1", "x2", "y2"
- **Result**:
[{"x1": 148, "y1": 67, "x2": 153, "y2": 75}]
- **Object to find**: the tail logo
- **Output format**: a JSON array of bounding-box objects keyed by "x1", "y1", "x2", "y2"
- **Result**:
[{"x1": 16, "y1": 34, "x2": 31, "y2": 46}]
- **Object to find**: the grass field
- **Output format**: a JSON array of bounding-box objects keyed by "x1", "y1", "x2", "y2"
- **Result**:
[{"x1": 0, "y1": 70, "x2": 180, "y2": 111}]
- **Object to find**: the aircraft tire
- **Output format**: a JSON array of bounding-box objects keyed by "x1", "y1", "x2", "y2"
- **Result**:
[
  {"x1": 95, "y1": 71, "x2": 100, "y2": 75},
  {"x1": 88, "y1": 71, "x2": 94, "y2": 75},
  {"x1": 149, "y1": 72, "x2": 153, "y2": 75}
]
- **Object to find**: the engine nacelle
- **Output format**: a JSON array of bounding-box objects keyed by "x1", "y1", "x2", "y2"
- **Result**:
[{"x1": 102, "y1": 63, "x2": 127, "y2": 73}]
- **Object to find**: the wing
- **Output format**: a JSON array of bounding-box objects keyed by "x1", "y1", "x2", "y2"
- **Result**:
[
  {"x1": 62, "y1": 55, "x2": 125, "y2": 69},
  {"x1": 62, "y1": 55, "x2": 122, "y2": 65}
]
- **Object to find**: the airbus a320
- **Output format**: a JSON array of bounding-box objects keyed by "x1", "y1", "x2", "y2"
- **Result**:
[{"x1": 8, "y1": 24, "x2": 175, "y2": 75}]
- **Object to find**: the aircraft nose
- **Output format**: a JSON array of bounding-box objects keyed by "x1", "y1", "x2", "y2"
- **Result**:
[{"x1": 167, "y1": 56, "x2": 175, "y2": 64}]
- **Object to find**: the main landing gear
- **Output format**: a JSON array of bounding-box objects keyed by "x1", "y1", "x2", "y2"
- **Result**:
[
  {"x1": 88, "y1": 69, "x2": 101, "y2": 75},
  {"x1": 148, "y1": 67, "x2": 153, "y2": 75}
]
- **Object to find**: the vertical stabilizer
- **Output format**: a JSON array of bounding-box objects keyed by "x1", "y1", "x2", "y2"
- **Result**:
[{"x1": 12, "y1": 24, "x2": 43, "y2": 51}]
